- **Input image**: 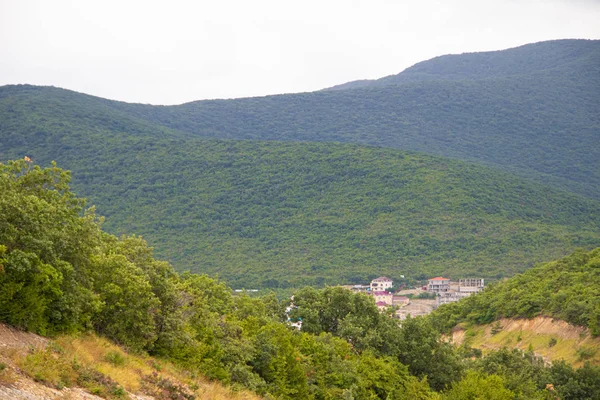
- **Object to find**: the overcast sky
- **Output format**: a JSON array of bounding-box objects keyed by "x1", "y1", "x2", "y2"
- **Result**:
[{"x1": 1, "y1": 0, "x2": 599, "y2": 105}]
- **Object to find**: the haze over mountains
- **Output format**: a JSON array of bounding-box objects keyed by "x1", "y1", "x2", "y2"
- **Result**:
[
  {"x1": 324, "y1": 39, "x2": 600, "y2": 90},
  {"x1": 1, "y1": 39, "x2": 599, "y2": 287}
]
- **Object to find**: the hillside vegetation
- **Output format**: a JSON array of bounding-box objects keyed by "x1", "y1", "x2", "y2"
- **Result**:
[
  {"x1": 0, "y1": 324, "x2": 260, "y2": 400},
  {"x1": 1, "y1": 39, "x2": 599, "y2": 200},
  {"x1": 431, "y1": 248, "x2": 600, "y2": 335},
  {"x1": 0, "y1": 159, "x2": 442, "y2": 399},
  {"x1": 450, "y1": 317, "x2": 600, "y2": 368},
  {"x1": 3, "y1": 136, "x2": 600, "y2": 287},
  {"x1": 325, "y1": 39, "x2": 600, "y2": 89},
  {"x1": 2, "y1": 162, "x2": 600, "y2": 400}
]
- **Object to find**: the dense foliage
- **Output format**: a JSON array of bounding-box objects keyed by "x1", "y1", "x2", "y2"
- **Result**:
[
  {"x1": 1, "y1": 160, "x2": 599, "y2": 399},
  {"x1": 2, "y1": 40, "x2": 599, "y2": 201},
  {"x1": 3, "y1": 133, "x2": 600, "y2": 287},
  {"x1": 326, "y1": 39, "x2": 600, "y2": 89},
  {"x1": 430, "y1": 248, "x2": 600, "y2": 335}
]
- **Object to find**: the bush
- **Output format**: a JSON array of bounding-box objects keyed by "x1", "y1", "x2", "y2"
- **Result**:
[{"x1": 104, "y1": 351, "x2": 126, "y2": 366}]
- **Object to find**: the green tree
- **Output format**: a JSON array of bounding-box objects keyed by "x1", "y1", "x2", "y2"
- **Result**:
[
  {"x1": 91, "y1": 248, "x2": 159, "y2": 351},
  {"x1": 397, "y1": 316, "x2": 463, "y2": 391},
  {"x1": 442, "y1": 371, "x2": 514, "y2": 400},
  {"x1": 0, "y1": 160, "x2": 101, "y2": 334}
]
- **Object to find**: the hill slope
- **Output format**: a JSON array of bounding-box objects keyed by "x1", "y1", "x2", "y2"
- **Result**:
[
  {"x1": 450, "y1": 317, "x2": 600, "y2": 368},
  {"x1": 0, "y1": 323, "x2": 260, "y2": 400},
  {"x1": 431, "y1": 247, "x2": 600, "y2": 335},
  {"x1": 325, "y1": 39, "x2": 600, "y2": 89},
  {"x1": 3, "y1": 134, "x2": 600, "y2": 288},
  {"x1": 1, "y1": 39, "x2": 599, "y2": 199}
]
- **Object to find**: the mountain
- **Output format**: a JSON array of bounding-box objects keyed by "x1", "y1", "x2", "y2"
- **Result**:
[
  {"x1": 1, "y1": 39, "x2": 600, "y2": 287},
  {"x1": 2, "y1": 40, "x2": 599, "y2": 200},
  {"x1": 2, "y1": 159, "x2": 598, "y2": 400},
  {"x1": 2, "y1": 130, "x2": 600, "y2": 288},
  {"x1": 324, "y1": 39, "x2": 600, "y2": 90}
]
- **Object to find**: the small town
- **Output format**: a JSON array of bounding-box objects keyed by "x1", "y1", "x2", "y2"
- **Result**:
[{"x1": 343, "y1": 275, "x2": 485, "y2": 319}]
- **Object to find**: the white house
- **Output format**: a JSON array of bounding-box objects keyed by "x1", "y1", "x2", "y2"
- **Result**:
[
  {"x1": 370, "y1": 276, "x2": 393, "y2": 292},
  {"x1": 427, "y1": 277, "x2": 450, "y2": 293}
]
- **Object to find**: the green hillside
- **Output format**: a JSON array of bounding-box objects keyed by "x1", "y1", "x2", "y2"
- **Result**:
[
  {"x1": 3, "y1": 160, "x2": 600, "y2": 400},
  {"x1": 325, "y1": 39, "x2": 600, "y2": 89},
  {"x1": 1, "y1": 39, "x2": 600, "y2": 287},
  {"x1": 431, "y1": 247, "x2": 600, "y2": 336},
  {"x1": 2, "y1": 126, "x2": 600, "y2": 287},
  {"x1": 1, "y1": 40, "x2": 599, "y2": 199}
]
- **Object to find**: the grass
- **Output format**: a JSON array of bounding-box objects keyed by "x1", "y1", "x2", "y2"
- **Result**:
[
  {"x1": 11, "y1": 333, "x2": 263, "y2": 400},
  {"x1": 460, "y1": 318, "x2": 600, "y2": 367}
]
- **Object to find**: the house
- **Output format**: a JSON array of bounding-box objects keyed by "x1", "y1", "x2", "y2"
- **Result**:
[
  {"x1": 372, "y1": 291, "x2": 393, "y2": 305},
  {"x1": 427, "y1": 277, "x2": 450, "y2": 293},
  {"x1": 376, "y1": 301, "x2": 390, "y2": 311},
  {"x1": 348, "y1": 284, "x2": 370, "y2": 293},
  {"x1": 458, "y1": 278, "x2": 485, "y2": 293},
  {"x1": 370, "y1": 276, "x2": 393, "y2": 292},
  {"x1": 436, "y1": 278, "x2": 485, "y2": 305}
]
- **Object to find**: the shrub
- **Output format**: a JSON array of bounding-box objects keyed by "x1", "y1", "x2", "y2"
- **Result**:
[
  {"x1": 491, "y1": 321, "x2": 503, "y2": 335},
  {"x1": 104, "y1": 351, "x2": 127, "y2": 366}
]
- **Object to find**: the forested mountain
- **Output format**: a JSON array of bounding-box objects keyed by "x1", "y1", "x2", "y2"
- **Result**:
[
  {"x1": 2, "y1": 125, "x2": 600, "y2": 287},
  {"x1": 1, "y1": 39, "x2": 599, "y2": 287},
  {"x1": 324, "y1": 39, "x2": 600, "y2": 90},
  {"x1": 1, "y1": 39, "x2": 599, "y2": 200},
  {"x1": 2, "y1": 163, "x2": 599, "y2": 399}
]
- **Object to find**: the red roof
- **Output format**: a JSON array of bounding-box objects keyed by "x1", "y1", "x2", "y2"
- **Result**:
[
  {"x1": 373, "y1": 291, "x2": 391, "y2": 296},
  {"x1": 429, "y1": 277, "x2": 449, "y2": 281},
  {"x1": 376, "y1": 301, "x2": 389, "y2": 306}
]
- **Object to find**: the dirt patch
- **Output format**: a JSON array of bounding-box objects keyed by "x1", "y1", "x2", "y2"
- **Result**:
[
  {"x1": 450, "y1": 317, "x2": 600, "y2": 367},
  {"x1": 0, "y1": 323, "x2": 48, "y2": 352},
  {"x1": 0, "y1": 324, "x2": 102, "y2": 400},
  {"x1": 493, "y1": 317, "x2": 587, "y2": 340},
  {"x1": 451, "y1": 326, "x2": 466, "y2": 345}
]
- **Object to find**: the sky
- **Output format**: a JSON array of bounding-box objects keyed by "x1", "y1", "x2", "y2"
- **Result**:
[{"x1": 1, "y1": 0, "x2": 600, "y2": 105}]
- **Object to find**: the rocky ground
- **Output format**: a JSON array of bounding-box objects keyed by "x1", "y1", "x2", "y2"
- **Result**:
[{"x1": 0, "y1": 323, "x2": 151, "y2": 400}]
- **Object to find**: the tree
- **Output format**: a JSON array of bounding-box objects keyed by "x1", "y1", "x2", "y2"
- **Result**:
[
  {"x1": 397, "y1": 316, "x2": 463, "y2": 391},
  {"x1": 443, "y1": 371, "x2": 514, "y2": 400},
  {"x1": 0, "y1": 160, "x2": 101, "y2": 334}
]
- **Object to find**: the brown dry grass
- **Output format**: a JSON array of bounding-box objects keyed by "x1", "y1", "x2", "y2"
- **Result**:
[
  {"x1": 54, "y1": 334, "x2": 264, "y2": 399},
  {"x1": 0, "y1": 322, "x2": 262, "y2": 400},
  {"x1": 452, "y1": 316, "x2": 600, "y2": 367}
]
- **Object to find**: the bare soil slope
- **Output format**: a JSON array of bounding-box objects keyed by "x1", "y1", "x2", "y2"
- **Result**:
[
  {"x1": 0, "y1": 323, "x2": 261, "y2": 400},
  {"x1": 451, "y1": 316, "x2": 600, "y2": 367}
]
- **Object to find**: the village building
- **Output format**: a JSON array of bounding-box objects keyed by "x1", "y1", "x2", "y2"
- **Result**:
[
  {"x1": 370, "y1": 276, "x2": 393, "y2": 292},
  {"x1": 372, "y1": 291, "x2": 393, "y2": 305},
  {"x1": 458, "y1": 278, "x2": 485, "y2": 292},
  {"x1": 346, "y1": 284, "x2": 370, "y2": 293},
  {"x1": 432, "y1": 277, "x2": 485, "y2": 305},
  {"x1": 427, "y1": 277, "x2": 450, "y2": 293}
]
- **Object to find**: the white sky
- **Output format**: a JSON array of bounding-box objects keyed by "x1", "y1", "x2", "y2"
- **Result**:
[{"x1": 1, "y1": 0, "x2": 600, "y2": 105}]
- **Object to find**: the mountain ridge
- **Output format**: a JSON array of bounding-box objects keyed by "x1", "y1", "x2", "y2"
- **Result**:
[
  {"x1": 2, "y1": 39, "x2": 598, "y2": 200},
  {"x1": 323, "y1": 38, "x2": 600, "y2": 91}
]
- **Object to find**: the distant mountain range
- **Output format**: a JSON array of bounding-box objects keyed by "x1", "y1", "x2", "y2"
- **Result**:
[
  {"x1": 324, "y1": 39, "x2": 600, "y2": 90},
  {"x1": 3, "y1": 39, "x2": 598, "y2": 200},
  {"x1": 1, "y1": 39, "x2": 599, "y2": 287}
]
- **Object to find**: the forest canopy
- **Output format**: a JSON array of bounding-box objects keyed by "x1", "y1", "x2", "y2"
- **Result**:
[{"x1": 1, "y1": 159, "x2": 599, "y2": 399}]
